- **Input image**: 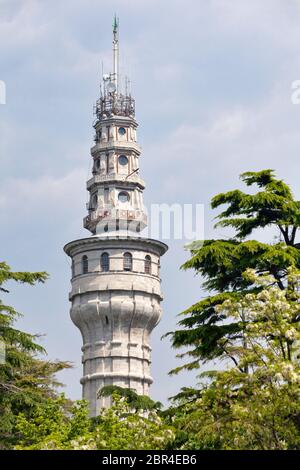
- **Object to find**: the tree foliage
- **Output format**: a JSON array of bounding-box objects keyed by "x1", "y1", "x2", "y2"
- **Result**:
[
  {"x1": 166, "y1": 170, "x2": 300, "y2": 373},
  {"x1": 0, "y1": 262, "x2": 71, "y2": 449},
  {"x1": 15, "y1": 393, "x2": 175, "y2": 450},
  {"x1": 171, "y1": 270, "x2": 300, "y2": 449},
  {"x1": 98, "y1": 385, "x2": 162, "y2": 412}
]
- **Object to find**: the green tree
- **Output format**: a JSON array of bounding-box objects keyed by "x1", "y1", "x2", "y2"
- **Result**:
[
  {"x1": 166, "y1": 170, "x2": 300, "y2": 373},
  {"x1": 98, "y1": 385, "x2": 162, "y2": 412},
  {"x1": 171, "y1": 270, "x2": 300, "y2": 449},
  {"x1": 0, "y1": 262, "x2": 71, "y2": 449},
  {"x1": 15, "y1": 393, "x2": 175, "y2": 450},
  {"x1": 15, "y1": 396, "x2": 91, "y2": 450}
]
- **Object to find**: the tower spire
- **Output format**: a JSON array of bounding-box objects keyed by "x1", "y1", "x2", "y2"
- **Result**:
[{"x1": 112, "y1": 14, "x2": 119, "y2": 94}]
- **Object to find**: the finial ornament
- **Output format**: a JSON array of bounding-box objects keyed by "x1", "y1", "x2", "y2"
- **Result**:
[{"x1": 113, "y1": 14, "x2": 118, "y2": 34}]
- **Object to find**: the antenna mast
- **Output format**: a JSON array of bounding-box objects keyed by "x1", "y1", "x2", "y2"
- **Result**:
[
  {"x1": 112, "y1": 14, "x2": 119, "y2": 95},
  {"x1": 95, "y1": 17, "x2": 135, "y2": 119}
]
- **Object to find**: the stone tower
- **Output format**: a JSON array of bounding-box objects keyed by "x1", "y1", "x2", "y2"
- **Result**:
[{"x1": 64, "y1": 18, "x2": 168, "y2": 416}]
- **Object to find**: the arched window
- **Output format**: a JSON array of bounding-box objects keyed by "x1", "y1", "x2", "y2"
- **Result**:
[
  {"x1": 101, "y1": 252, "x2": 110, "y2": 272},
  {"x1": 145, "y1": 255, "x2": 151, "y2": 274},
  {"x1": 118, "y1": 191, "x2": 130, "y2": 203},
  {"x1": 71, "y1": 260, "x2": 75, "y2": 278},
  {"x1": 90, "y1": 193, "x2": 97, "y2": 209},
  {"x1": 123, "y1": 252, "x2": 133, "y2": 271},
  {"x1": 82, "y1": 255, "x2": 88, "y2": 274}
]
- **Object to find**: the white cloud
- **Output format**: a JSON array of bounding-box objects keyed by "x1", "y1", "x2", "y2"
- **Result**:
[
  {"x1": 0, "y1": 168, "x2": 86, "y2": 218},
  {"x1": 144, "y1": 75, "x2": 300, "y2": 210}
]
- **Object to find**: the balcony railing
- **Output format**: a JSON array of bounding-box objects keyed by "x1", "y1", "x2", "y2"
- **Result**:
[
  {"x1": 86, "y1": 173, "x2": 145, "y2": 189},
  {"x1": 85, "y1": 208, "x2": 146, "y2": 222},
  {"x1": 91, "y1": 140, "x2": 141, "y2": 153},
  {"x1": 83, "y1": 208, "x2": 147, "y2": 232}
]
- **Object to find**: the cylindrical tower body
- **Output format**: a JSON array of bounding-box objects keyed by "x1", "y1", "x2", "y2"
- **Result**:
[
  {"x1": 64, "y1": 237, "x2": 167, "y2": 415},
  {"x1": 64, "y1": 19, "x2": 168, "y2": 416}
]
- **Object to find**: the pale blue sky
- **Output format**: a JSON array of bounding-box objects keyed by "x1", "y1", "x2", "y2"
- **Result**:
[{"x1": 1, "y1": 0, "x2": 300, "y2": 404}]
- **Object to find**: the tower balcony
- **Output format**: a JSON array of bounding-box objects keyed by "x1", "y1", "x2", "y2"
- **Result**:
[
  {"x1": 91, "y1": 140, "x2": 141, "y2": 156},
  {"x1": 86, "y1": 173, "x2": 145, "y2": 190},
  {"x1": 83, "y1": 207, "x2": 148, "y2": 234}
]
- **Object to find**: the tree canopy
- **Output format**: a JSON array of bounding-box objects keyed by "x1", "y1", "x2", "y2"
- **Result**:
[
  {"x1": 98, "y1": 385, "x2": 163, "y2": 411},
  {"x1": 15, "y1": 393, "x2": 175, "y2": 450},
  {"x1": 0, "y1": 262, "x2": 71, "y2": 449},
  {"x1": 166, "y1": 170, "x2": 300, "y2": 373},
  {"x1": 170, "y1": 269, "x2": 300, "y2": 449}
]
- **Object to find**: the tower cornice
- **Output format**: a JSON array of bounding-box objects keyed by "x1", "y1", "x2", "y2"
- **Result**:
[
  {"x1": 94, "y1": 115, "x2": 138, "y2": 129},
  {"x1": 64, "y1": 236, "x2": 168, "y2": 258},
  {"x1": 87, "y1": 174, "x2": 145, "y2": 191},
  {"x1": 90, "y1": 141, "x2": 141, "y2": 156}
]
